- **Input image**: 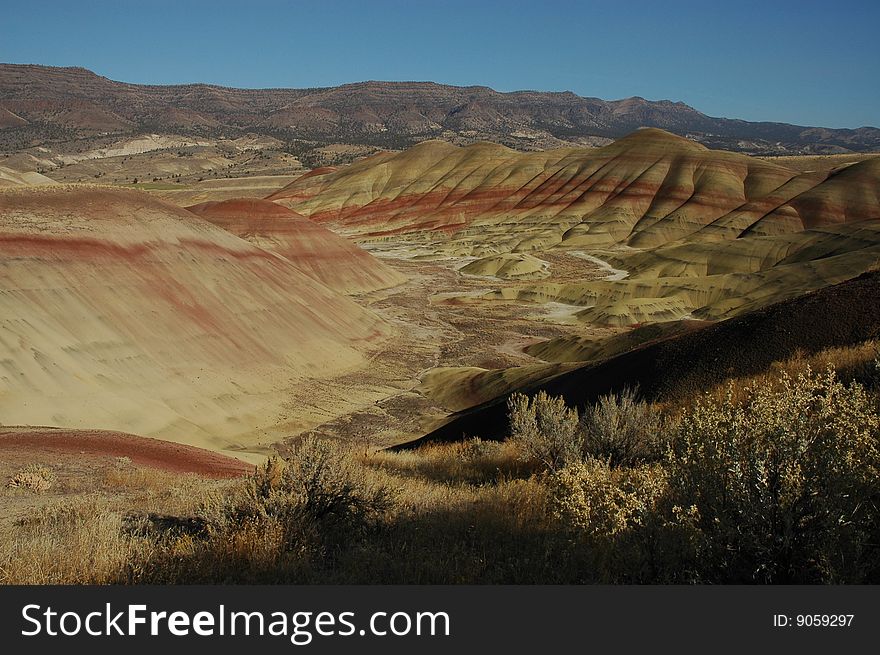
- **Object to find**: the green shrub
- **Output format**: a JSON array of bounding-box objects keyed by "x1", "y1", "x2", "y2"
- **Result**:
[
  {"x1": 580, "y1": 388, "x2": 668, "y2": 467},
  {"x1": 508, "y1": 392, "x2": 581, "y2": 472}
]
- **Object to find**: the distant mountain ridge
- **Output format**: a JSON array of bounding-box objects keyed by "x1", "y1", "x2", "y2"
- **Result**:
[{"x1": 0, "y1": 63, "x2": 878, "y2": 156}]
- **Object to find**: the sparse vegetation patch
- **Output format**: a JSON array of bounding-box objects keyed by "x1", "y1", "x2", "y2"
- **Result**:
[
  {"x1": 7, "y1": 464, "x2": 56, "y2": 493},
  {"x1": 2, "y1": 346, "x2": 878, "y2": 585}
]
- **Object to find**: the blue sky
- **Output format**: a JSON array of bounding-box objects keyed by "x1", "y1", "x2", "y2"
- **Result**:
[{"x1": 2, "y1": 0, "x2": 878, "y2": 128}]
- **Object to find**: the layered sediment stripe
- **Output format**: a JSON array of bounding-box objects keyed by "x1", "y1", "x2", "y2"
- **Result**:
[
  {"x1": 0, "y1": 187, "x2": 390, "y2": 453},
  {"x1": 186, "y1": 198, "x2": 404, "y2": 294}
]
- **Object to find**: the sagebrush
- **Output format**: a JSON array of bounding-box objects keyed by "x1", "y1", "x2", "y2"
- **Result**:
[{"x1": 3, "y1": 355, "x2": 879, "y2": 585}]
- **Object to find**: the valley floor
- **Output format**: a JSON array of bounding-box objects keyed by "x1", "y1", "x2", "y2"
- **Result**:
[
  {"x1": 0, "y1": 239, "x2": 616, "y2": 528},
  {"x1": 274, "y1": 243, "x2": 619, "y2": 452}
]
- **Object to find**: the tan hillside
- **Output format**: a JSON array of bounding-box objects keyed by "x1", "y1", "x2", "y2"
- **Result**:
[
  {"x1": 186, "y1": 198, "x2": 404, "y2": 294},
  {"x1": 0, "y1": 187, "x2": 390, "y2": 457},
  {"x1": 0, "y1": 165, "x2": 54, "y2": 187},
  {"x1": 459, "y1": 252, "x2": 550, "y2": 280},
  {"x1": 525, "y1": 320, "x2": 711, "y2": 363},
  {"x1": 417, "y1": 363, "x2": 575, "y2": 412},
  {"x1": 268, "y1": 130, "x2": 801, "y2": 242}
]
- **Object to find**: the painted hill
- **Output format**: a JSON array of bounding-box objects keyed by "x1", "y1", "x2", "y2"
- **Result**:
[
  {"x1": 270, "y1": 130, "x2": 880, "y2": 324},
  {"x1": 0, "y1": 427, "x2": 253, "y2": 478},
  {"x1": 400, "y1": 270, "x2": 880, "y2": 448},
  {"x1": 1, "y1": 64, "x2": 878, "y2": 156},
  {"x1": 185, "y1": 198, "x2": 404, "y2": 294},
  {"x1": 269, "y1": 129, "x2": 874, "y2": 241},
  {"x1": 524, "y1": 320, "x2": 711, "y2": 364},
  {"x1": 0, "y1": 187, "x2": 390, "y2": 456}
]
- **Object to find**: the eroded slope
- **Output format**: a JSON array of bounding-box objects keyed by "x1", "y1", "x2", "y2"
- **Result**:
[
  {"x1": 270, "y1": 130, "x2": 880, "y2": 325},
  {"x1": 186, "y1": 198, "x2": 405, "y2": 294},
  {"x1": 0, "y1": 187, "x2": 390, "y2": 456}
]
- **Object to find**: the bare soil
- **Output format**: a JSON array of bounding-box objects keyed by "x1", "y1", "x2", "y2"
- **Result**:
[{"x1": 275, "y1": 245, "x2": 613, "y2": 452}]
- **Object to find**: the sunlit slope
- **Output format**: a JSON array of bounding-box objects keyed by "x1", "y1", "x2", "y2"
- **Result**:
[
  {"x1": 459, "y1": 252, "x2": 549, "y2": 280},
  {"x1": 0, "y1": 166, "x2": 54, "y2": 187},
  {"x1": 269, "y1": 129, "x2": 805, "y2": 244},
  {"x1": 269, "y1": 140, "x2": 539, "y2": 237},
  {"x1": 488, "y1": 217, "x2": 880, "y2": 324},
  {"x1": 525, "y1": 320, "x2": 710, "y2": 363},
  {"x1": 270, "y1": 129, "x2": 877, "y2": 247},
  {"x1": 418, "y1": 363, "x2": 577, "y2": 412},
  {"x1": 419, "y1": 322, "x2": 709, "y2": 413},
  {"x1": 271, "y1": 130, "x2": 880, "y2": 324},
  {"x1": 0, "y1": 187, "x2": 390, "y2": 453},
  {"x1": 186, "y1": 198, "x2": 404, "y2": 294}
]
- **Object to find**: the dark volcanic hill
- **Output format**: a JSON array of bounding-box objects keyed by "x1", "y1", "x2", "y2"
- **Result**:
[{"x1": 1, "y1": 64, "x2": 878, "y2": 157}]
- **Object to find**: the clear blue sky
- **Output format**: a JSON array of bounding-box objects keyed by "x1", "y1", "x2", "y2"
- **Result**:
[{"x1": 2, "y1": 0, "x2": 878, "y2": 128}]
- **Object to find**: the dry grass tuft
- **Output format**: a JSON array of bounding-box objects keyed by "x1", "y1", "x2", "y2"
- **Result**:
[
  {"x1": 0, "y1": 499, "x2": 146, "y2": 584},
  {"x1": 367, "y1": 438, "x2": 535, "y2": 485}
]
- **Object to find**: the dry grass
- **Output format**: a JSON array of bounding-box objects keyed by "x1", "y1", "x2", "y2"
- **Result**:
[
  {"x1": 0, "y1": 499, "x2": 147, "y2": 584},
  {"x1": 1, "y1": 342, "x2": 878, "y2": 585},
  {"x1": 665, "y1": 340, "x2": 880, "y2": 413},
  {"x1": 100, "y1": 464, "x2": 203, "y2": 497},
  {"x1": 0, "y1": 438, "x2": 560, "y2": 584},
  {"x1": 367, "y1": 438, "x2": 535, "y2": 485}
]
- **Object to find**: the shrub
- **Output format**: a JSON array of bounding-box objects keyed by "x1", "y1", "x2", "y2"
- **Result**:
[
  {"x1": 508, "y1": 392, "x2": 581, "y2": 472},
  {"x1": 225, "y1": 437, "x2": 396, "y2": 538},
  {"x1": 667, "y1": 367, "x2": 880, "y2": 583},
  {"x1": 872, "y1": 348, "x2": 880, "y2": 389},
  {"x1": 580, "y1": 388, "x2": 667, "y2": 467},
  {"x1": 547, "y1": 459, "x2": 700, "y2": 582},
  {"x1": 549, "y1": 459, "x2": 667, "y2": 537},
  {"x1": 140, "y1": 438, "x2": 401, "y2": 583},
  {"x1": 7, "y1": 464, "x2": 56, "y2": 493}
]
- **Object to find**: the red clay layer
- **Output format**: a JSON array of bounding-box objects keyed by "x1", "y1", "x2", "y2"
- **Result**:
[
  {"x1": 186, "y1": 197, "x2": 404, "y2": 292},
  {"x1": 300, "y1": 178, "x2": 767, "y2": 237},
  {"x1": 0, "y1": 428, "x2": 254, "y2": 479},
  {"x1": 188, "y1": 198, "x2": 310, "y2": 220}
]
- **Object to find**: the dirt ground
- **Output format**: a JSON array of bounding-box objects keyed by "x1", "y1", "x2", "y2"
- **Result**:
[{"x1": 273, "y1": 244, "x2": 616, "y2": 453}]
